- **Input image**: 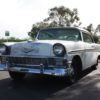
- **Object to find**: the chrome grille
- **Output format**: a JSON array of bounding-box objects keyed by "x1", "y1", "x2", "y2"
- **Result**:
[
  {"x1": 0, "y1": 56, "x2": 64, "y2": 67},
  {"x1": 8, "y1": 57, "x2": 47, "y2": 65}
]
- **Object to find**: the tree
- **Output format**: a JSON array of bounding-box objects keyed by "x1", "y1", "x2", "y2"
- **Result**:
[
  {"x1": 94, "y1": 24, "x2": 100, "y2": 43},
  {"x1": 85, "y1": 24, "x2": 94, "y2": 34},
  {"x1": 94, "y1": 24, "x2": 100, "y2": 34},
  {"x1": 85, "y1": 24, "x2": 99, "y2": 43},
  {"x1": 44, "y1": 6, "x2": 81, "y2": 27},
  {"x1": 30, "y1": 6, "x2": 81, "y2": 37},
  {"x1": 30, "y1": 22, "x2": 49, "y2": 37},
  {"x1": 0, "y1": 37, "x2": 28, "y2": 43}
]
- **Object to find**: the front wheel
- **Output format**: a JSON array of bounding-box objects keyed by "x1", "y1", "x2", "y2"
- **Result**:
[
  {"x1": 9, "y1": 71, "x2": 26, "y2": 80},
  {"x1": 68, "y1": 59, "x2": 82, "y2": 84}
]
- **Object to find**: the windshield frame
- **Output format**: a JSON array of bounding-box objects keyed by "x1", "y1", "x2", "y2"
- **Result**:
[{"x1": 36, "y1": 28, "x2": 82, "y2": 41}]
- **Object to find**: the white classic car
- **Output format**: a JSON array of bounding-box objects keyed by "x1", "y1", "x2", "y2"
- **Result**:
[{"x1": 0, "y1": 27, "x2": 100, "y2": 83}]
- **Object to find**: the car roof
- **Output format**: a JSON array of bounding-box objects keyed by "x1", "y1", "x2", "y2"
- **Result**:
[{"x1": 39, "y1": 27, "x2": 90, "y2": 33}]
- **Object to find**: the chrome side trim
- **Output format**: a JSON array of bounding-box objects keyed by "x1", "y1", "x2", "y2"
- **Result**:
[{"x1": 68, "y1": 48, "x2": 96, "y2": 54}]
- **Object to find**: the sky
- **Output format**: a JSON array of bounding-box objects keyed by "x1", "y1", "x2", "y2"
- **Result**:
[{"x1": 0, "y1": 0, "x2": 100, "y2": 38}]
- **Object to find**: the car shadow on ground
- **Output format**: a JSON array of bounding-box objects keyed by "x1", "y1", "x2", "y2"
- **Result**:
[{"x1": 0, "y1": 67, "x2": 99, "y2": 100}]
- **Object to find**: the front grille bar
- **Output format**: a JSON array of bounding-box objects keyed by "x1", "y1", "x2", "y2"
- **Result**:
[{"x1": 0, "y1": 55, "x2": 65, "y2": 67}]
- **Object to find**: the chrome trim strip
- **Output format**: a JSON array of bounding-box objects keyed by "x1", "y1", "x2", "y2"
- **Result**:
[
  {"x1": 68, "y1": 48, "x2": 96, "y2": 54},
  {"x1": 0, "y1": 55, "x2": 64, "y2": 59}
]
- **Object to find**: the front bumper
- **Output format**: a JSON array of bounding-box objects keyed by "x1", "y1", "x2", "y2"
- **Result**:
[{"x1": 0, "y1": 55, "x2": 72, "y2": 76}]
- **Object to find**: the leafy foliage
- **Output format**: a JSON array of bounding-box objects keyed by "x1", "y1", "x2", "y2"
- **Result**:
[
  {"x1": 93, "y1": 35, "x2": 99, "y2": 43},
  {"x1": 44, "y1": 6, "x2": 81, "y2": 27},
  {"x1": 85, "y1": 24, "x2": 94, "y2": 34},
  {"x1": 30, "y1": 6, "x2": 81, "y2": 37},
  {"x1": 85, "y1": 24, "x2": 99, "y2": 43},
  {"x1": 0, "y1": 37, "x2": 28, "y2": 43}
]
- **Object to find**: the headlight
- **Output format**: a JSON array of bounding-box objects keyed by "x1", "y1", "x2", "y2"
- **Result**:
[
  {"x1": 53, "y1": 43, "x2": 66, "y2": 57},
  {"x1": 0, "y1": 44, "x2": 7, "y2": 54}
]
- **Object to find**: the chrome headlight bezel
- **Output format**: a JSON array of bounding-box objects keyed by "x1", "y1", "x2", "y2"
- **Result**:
[
  {"x1": 53, "y1": 43, "x2": 66, "y2": 57},
  {"x1": 0, "y1": 44, "x2": 7, "y2": 54}
]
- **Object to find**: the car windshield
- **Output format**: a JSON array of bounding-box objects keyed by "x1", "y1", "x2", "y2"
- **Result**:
[{"x1": 37, "y1": 28, "x2": 81, "y2": 41}]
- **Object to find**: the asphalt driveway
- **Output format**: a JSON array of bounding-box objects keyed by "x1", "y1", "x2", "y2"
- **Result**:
[{"x1": 0, "y1": 64, "x2": 100, "y2": 100}]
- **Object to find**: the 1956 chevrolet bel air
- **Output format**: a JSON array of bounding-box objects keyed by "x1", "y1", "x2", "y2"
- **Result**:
[{"x1": 0, "y1": 27, "x2": 100, "y2": 83}]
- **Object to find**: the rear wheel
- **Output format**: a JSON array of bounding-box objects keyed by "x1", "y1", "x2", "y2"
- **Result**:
[{"x1": 9, "y1": 71, "x2": 26, "y2": 80}]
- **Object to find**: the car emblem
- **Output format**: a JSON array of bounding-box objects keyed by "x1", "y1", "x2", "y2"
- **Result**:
[{"x1": 22, "y1": 47, "x2": 39, "y2": 53}]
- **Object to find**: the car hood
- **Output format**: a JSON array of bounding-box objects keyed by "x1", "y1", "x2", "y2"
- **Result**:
[{"x1": 10, "y1": 40, "x2": 83, "y2": 56}]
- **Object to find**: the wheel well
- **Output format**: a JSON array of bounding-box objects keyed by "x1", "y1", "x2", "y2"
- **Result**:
[
  {"x1": 98, "y1": 55, "x2": 100, "y2": 60},
  {"x1": 72, "y1": 55, "x2": 82, "y2": 71}
]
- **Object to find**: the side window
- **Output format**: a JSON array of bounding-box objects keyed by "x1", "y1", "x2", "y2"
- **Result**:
[{"x1": 82, "y1": 32, "x2": 93, "y2": 43}]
